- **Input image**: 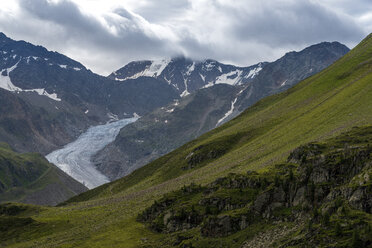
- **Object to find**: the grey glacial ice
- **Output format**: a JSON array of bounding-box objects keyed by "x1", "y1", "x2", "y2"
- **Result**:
[{"x1": 46, "y1": 117, "x2": 138, "y2": 189}]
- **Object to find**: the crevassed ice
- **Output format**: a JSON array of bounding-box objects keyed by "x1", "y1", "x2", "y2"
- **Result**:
[{"x1": 46, "y1": 117, "x2": 138, "y2": 189}]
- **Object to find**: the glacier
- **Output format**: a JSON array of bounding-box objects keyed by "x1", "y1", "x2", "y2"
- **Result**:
[{"x1": 46, "y1": 117, "x2": 138, "y2": 189}]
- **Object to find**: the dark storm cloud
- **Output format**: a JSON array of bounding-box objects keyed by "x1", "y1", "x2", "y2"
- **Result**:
[
  {"x1": 2, "y1": 0, "x2": 181, "y2": 74},
  {"x1": 18, "y1": 0, "x2": 174, "y2": 53},
  {"x1": 0, "y1": 0, "x2": 370, "y2": 74}
]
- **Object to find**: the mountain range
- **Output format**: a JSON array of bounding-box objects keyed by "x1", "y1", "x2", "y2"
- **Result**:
[
  {"x1": 0, "y1": 32, "x2": 179, "y2": 154},
  {"x1": 0, "y1": 32, "x2": 350, "y2": 205},
  {"x1": 1, "y1": 32, "x2": 370, "y2": 247},
  {"x1": 94, "y1": 41, "x2": 349, "y2": 180},
  {"x1": 110, "y1": 57, "x2": 265, "y2": 97}
]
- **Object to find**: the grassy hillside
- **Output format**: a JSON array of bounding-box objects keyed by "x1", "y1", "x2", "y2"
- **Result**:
[
  {"x1": 0, "y1": 143, "x2": 87, "y2": 206},
  {"x1": 1, "y1": 33, "x2": 372, "y2": 247}
]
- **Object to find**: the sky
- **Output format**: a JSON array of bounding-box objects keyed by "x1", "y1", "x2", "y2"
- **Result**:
[{"x1": 0, "y1": 0, "x2": 371, "y2": 75}]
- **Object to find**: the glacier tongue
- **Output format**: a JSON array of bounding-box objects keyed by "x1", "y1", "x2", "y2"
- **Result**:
[{"x1": 46, "y1": 117, "x2": 138, "y2": 189}]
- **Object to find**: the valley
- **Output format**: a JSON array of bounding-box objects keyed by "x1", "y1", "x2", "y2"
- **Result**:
[{"x1": 0, "y1": 14, "x2": 371, "y2": 248}]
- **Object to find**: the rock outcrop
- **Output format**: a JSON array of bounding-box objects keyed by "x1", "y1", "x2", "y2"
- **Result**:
[{"x1": 138, "y1": 126, "x2": 372, "y2": 247}]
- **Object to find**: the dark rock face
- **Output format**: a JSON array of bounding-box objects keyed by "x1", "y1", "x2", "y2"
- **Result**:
[
  {"x1": 0, "y1": 88, "x2": 89, "y2": 154},
  {"x1": 109, "y1": 57, "x2": 265, "y2": 96},
  {"x1": 0, "y1": 32, "x2": 179, "y2": 154},
  {"x1": 96, "y1": 42, "x2": 349, "y2": 181},
  {"x1": 138, "y1": 126, "x2": 372, "y2": 246},
  {"x1": 93, "y1": 84, "x2": 238, "y2": 180},
  {"x1": 236, "y1": 41, "x2": 350, "y2": 112}
]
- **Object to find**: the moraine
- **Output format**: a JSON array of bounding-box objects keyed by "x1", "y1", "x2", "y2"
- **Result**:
[{"x1": 46, "y1": 117, "x2": 138, "y2": 189}]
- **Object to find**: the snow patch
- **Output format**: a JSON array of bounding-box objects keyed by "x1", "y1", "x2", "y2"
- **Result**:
[
  {"x1": 144, "y1": 58, "x2": 170, "y2": 77},
  {"x1": 171, "y1": 83, "x2": 179, "y2": 90},
  {"x1": 216, "y1": 98, "x2": 238, "y2": 126},
  {"x1": 115, "y1": 58, "x2": 171, "y2": 81},
  {"x1": 26, "y1": 88, "x2": 62, "y2": 101},
  {"x1": 280, "y1": 79, "x2": 288, "y2": 87},
  {"x1": 202, "y1": 81, "x2": 214, "y2": 88},
  {"x1": 199, "y1": 73, "x2": 205, "y2": 82},
  {"x1": 25, "y1": 56, "x2": 40, "y2": 64},
  {"x1": 107, "y1": 112, "x2": 119, "y2": 121},
  {"x1": 203, "y1": 61, "x2": 215, "y2": 71},
  {"x1": 0, "y1": 61, "x2": 22, "y2": 91},
  {"x1": 58, "y1": 64, "x2": 67, "y2": 69},
  {"x1": 215, "y1": 70, "x2": 243, "y2": 85},
  {"x1": 163, "y1": 77, "x2": 172, "y2": 85},
  {"x1": 85, "y1": 110, "x2": 89, "y2": 114},
  {"x1": 180, "y1": 89, "x2": 190, "y2": 97},
  {"x1": 186, "y1": 62, "x2": 195, "y2": 76},
  {"x1": 181, "y1": 75, "x2": 190, "y2": 97},
  {"x1": 115, "y1": 77, "x2": 126, "y2": 81},
  {"x1": 246, "y1": 65, "x2": 262, "y2": 79},
  {"x1": 0, "y1": 61, "x2": 62, "y2": 101}
]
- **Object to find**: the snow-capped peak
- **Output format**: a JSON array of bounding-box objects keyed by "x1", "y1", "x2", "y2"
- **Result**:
[
  {"x1": 144, "y1": 58, "x2": 170, "y2": 77},
  {"x1": 114, "y1": 58, "x2": 171, "y2": 81}
]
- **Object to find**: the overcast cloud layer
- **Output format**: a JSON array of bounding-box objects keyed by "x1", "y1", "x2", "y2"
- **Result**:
[{"x1": 0, "y1": 0, "x2": 371, "y2": 75}]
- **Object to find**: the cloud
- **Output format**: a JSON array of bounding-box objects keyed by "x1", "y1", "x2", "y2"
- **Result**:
[{"x1": 0, "y1": 0, "x2": 370, "y2": 75}]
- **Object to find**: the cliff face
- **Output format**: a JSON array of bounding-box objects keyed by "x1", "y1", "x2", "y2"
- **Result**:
[{"x1": 95, "y1": 41, "x2": 350, "y2": 181}]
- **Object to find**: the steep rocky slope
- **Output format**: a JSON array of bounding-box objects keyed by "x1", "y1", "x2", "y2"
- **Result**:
[
  {"x1": 0, "y1": 32, "x2": 178, "y2": 154},
  {"x1": 95, "y1": 41, "x2": 349, "y2": 180},
  {"x1": 94, "y1": 84, "x2": 239, "y2": 180},
  {"x1": 109, "y1": 57, "x2": 265, "y2": 96}
]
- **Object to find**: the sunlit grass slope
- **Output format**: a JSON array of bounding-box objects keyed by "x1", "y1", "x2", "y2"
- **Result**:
[{"x1": 3, "y1": 33, "x2": 372, "y2": 247}]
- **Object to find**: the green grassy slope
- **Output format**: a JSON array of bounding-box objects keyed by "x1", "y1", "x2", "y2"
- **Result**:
[
  {"x1": 136, "y1": 126, "x2": 372, "y2": 247},
  {"x1": 2, "y1": 33, "x2": 372, "y2": 247},
  {"x1": 70, "y1": 33, "x2": 372, "y2": 202},
  {"x1": 0, "y1": 143, "x2": 87, "y2": 206}
]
